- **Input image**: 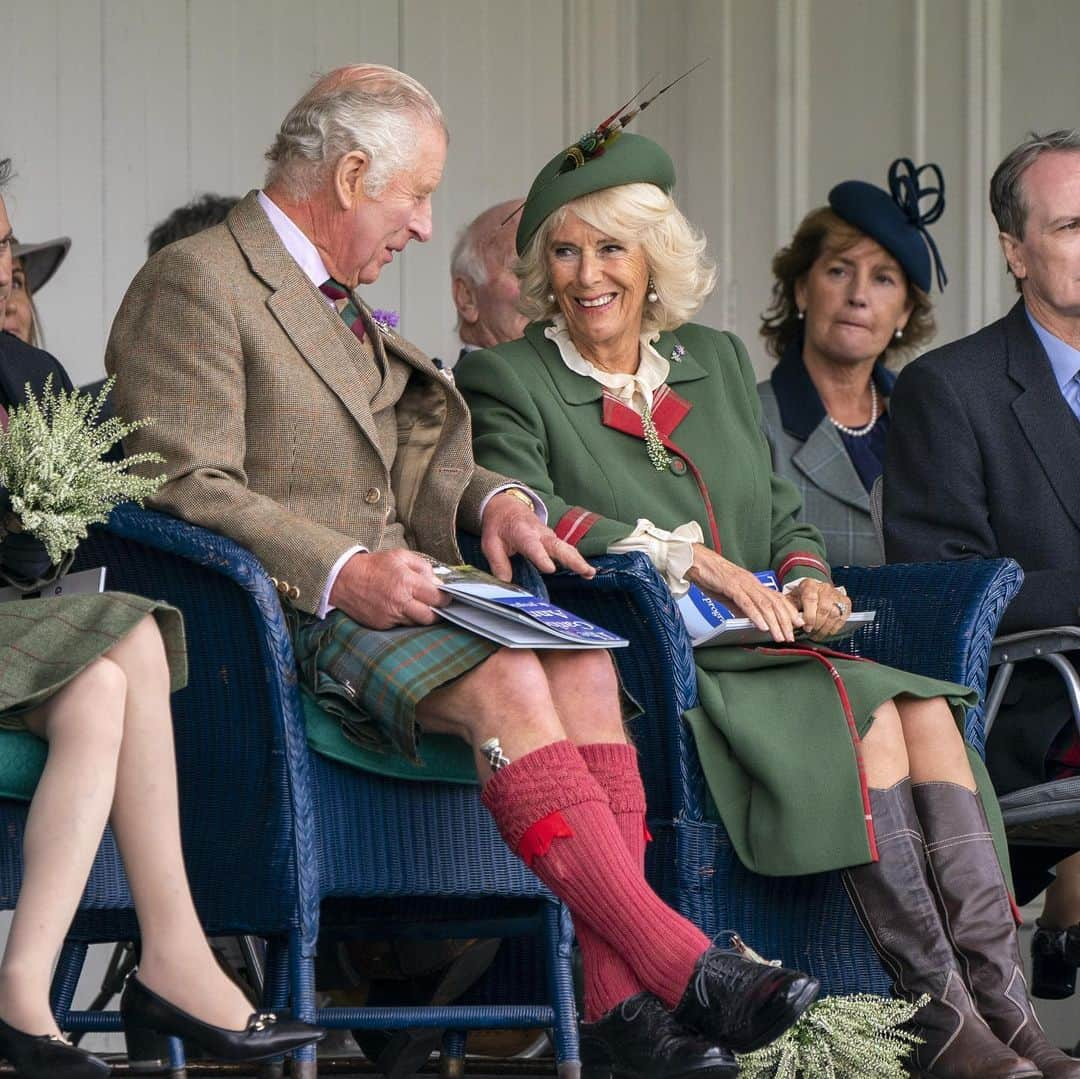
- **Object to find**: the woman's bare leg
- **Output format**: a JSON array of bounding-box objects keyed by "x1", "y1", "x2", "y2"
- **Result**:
[
  {"x1": 897, "y1": 694, "x2": 977, "y2": 789},
  {"x1": 858, "y1": 699, "x2": 911, "y2": 789},
  {"x1": 0, "y1": 658, "x2": 127, "y2": 1036},
  {"x1": 103, "y1": 616, "x2": 252, "y2": 1029},
  {"x1": 1040, "y1": 852, "x2": 1080, "y2": 928}
]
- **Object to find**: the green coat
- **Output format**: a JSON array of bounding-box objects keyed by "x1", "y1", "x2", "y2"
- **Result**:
[{"x1": 458, "y1": 322, "x2": 1007, "y2": 879}]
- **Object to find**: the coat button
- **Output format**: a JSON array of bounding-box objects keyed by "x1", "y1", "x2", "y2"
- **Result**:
[
  {"x1": 277, "y1": 580, "x2": 290, "y2": 594},
  {"x1": 669, "y1": 457, "x2": 687, "y2": 476},
  {"x1": 364, "y1": 487, "x2": 382, "y2": 504},
  {"x1": 269, "y1": 577, "x2": 279, "y2": 588},
  {"x1": 289, "y1": 585, "x2": 300, "y2": 600}
]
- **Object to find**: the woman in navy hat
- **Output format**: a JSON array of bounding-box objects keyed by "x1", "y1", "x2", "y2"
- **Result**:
[
  {"x1": 459, "y1": 131, "x2": 1079, "y2": 1078},
  {"x1": 2, "y1": 235, "x2": 69, "y2": 348},
  {"x1": 757, "y1": 160, "x2": 945, "y2": 566}
]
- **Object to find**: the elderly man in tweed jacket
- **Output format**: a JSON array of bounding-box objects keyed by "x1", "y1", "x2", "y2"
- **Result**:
[{"x1": 105, "y1": 65, "x2": 817, "y2": 1068}]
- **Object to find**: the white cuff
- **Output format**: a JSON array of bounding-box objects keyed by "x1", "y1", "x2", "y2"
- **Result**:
[
  {"x1": 317, "y1": 545, "x2": 366, "y2": 618},
  {"x1": 607, "y1": 518, "x2": 704, "y2": 596},
  {"x1": 479, "y1": 483, "x2": 549, "y2": 524}
]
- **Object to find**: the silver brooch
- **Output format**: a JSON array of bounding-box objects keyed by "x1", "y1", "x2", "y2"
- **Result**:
[{"x1": 671, "y1": 343, "x2": 686, "y2": 362}]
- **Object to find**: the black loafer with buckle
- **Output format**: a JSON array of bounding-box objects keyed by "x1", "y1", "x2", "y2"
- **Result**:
[
  {"x1": 580, "y1": 993, "x2": 737, "y2": 1079},
  {"x1": 120, "y1": 975, "x2": 325, "y2": 1064},
  {"x1": 0, "y1": 1014, "x2": 110, "y2": 1078}
]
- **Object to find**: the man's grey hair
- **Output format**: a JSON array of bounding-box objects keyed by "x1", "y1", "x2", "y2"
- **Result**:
[
  {"x1": 990, "y1": 129, "x2": 1080, "y2": 238},
  {"x1": 265, "y1": 65, "x2": 445, "y2": 201},
  {"x1": 450, "y1": 218, "x2": 490, "y2": 290},
  {"x1": 0, "y1": 158, "x2": 12, "y2": 191}
]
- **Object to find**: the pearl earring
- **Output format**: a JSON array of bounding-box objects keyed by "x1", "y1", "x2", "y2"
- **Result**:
[
  {"x1": 796, "y1": 309, "x2": 805, "y2": 320},
  {"x1": 894, "y1": 327, "x2": 903, "y2": 340},
  {"x1": 647, "y1": 277, "x2": 658, "y2": 303},
  {"x1": 546, "y1": 291, "x2": 555, "y2": 304}
]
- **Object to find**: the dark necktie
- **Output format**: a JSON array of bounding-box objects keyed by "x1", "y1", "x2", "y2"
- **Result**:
[{"x1": 320, "y1": 279, "x2": 367, "y2": 341}]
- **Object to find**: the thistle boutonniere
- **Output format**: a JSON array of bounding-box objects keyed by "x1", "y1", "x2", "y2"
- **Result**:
[{"x1": 0, "y1": 375, "x2": 166, "y2": 564}]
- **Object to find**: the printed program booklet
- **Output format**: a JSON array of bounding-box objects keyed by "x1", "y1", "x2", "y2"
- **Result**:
[
  {"x1": 0, "y1": 565, "x2": 107, "y2": 603},
  {"x1": 676, "y1": 570, "x2": 875, "y2": 646},
  {"x1": 433, "y1": 564, "x2": 628, "y2": 650}
]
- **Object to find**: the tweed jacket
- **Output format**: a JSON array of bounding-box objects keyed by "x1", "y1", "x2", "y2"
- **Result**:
[
  {"x1": 758, "y1": 345, "x2": 895, "y2": 567},
  {"x1": 105, "y1": 192, "x2": 508, "y2": 615},
  {"x1": 885, "y1": 299, "x2": 1080, "y2": 791}
]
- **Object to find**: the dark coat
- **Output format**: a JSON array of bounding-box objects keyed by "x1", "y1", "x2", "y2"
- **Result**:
[
  {"x1": 0, "y1": 330, "x2": 73, "y2": 404},
  {"x1": 884, "y1": 299, "x2": 1080, "y2": 792}
]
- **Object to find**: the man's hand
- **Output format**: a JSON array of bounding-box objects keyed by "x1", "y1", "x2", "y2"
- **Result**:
[
  {"x1": 688, "y1": 544, "x2": 805, "y2": 643},
  {"x1": 481, "y1": 490, "x2": 595, "y2": 582},
  {"x1": 785, "y1": 578, "x2": 850, "y2": 641},
  {"x1": 329, "y1": 549, "x2": 450, "y2": 629}
]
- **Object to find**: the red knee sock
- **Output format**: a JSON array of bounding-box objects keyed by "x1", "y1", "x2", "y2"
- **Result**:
[
  {"x1": 481, "y1": 739, "x2": 708, "y2": 1010},
  {"x1": 575, "y1": 742, "x2": 652, "y2": 1020}
]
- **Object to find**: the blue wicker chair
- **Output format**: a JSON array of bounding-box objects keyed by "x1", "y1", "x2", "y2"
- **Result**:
[
  {"x1": 545, "y1": 553, "x2": 1024, "y2": 996},
  {"x1": 26, "y1": 505, "x2": 578, "y2": 1078}
]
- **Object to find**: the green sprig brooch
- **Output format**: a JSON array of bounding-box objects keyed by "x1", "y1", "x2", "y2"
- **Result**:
[{"x1": 0, "y1": 375, "x2": 165, "y2": 564}]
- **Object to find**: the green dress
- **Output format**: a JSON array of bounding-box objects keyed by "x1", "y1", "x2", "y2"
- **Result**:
[
  {"x1": 457, "y1": 321, "x2": 1007, "y2": 879},
  {"x1": 0, "y1": 591, "x2": 187, "y2": 728}
]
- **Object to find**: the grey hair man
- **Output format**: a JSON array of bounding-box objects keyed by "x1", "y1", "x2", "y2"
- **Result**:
[
  {"x1": 886, "y1": 129, "x2": 1080, "y2": 1000},
  {"x1": 450, "y1": 199, "x2": 527, "y2": 363},
  {"x1": 107, "y1": 64, "x2": 817, "y2": 1063}
]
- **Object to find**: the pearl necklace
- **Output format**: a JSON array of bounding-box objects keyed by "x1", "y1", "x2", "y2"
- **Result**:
[{"x1": 828, "y1": 381, "x2": 879, "y2": 438}]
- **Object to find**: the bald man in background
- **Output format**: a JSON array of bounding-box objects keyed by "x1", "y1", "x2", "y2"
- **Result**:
[{"x1": 449, "y1": 199, "x2": 527, "y2": 366}]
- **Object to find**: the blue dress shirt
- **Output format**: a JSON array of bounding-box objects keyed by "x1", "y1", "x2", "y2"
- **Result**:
[{"x1": 1027, "y1": 310, "x2": 1080, "y2": 423}]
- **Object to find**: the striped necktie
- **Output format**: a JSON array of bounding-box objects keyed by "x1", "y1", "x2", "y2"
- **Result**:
[{"x1": 320, "y1": 279, "x2": 367, "y2": 341}]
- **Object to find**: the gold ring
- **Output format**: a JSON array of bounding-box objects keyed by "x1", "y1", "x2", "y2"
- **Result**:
[{"x1": 834, "y1": 602, "x2": 845, "y2": 616}]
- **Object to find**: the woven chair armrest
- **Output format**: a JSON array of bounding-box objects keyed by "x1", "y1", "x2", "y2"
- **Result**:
[
  {"x1": 833, "y1": 558, "x2": 1024, "y2": 756},
  {"x1": 454, "y1": 531, "x2": 548, "y2": 598}
]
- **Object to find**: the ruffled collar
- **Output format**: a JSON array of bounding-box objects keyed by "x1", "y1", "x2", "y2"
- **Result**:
[{"x1": 544, "y1": 315, "x2": 669, "y2": 412}]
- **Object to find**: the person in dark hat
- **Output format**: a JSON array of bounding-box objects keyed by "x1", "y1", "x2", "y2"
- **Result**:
[
  {"x1": 757, "y1": 160, "x2": 945, "y2": 566},
  {"x1": 3, "y1": 235, "x2": 69, "y2": 348},
  {"x1": 458, "y1": 127, "x2": 1080, "y2": 1079}
]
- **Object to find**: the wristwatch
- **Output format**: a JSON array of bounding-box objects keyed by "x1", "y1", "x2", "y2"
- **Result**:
[{"x1": 502, "y1": 487, "x2": 535, "y2": 510}]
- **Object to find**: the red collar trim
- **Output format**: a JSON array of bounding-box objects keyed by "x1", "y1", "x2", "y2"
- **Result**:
[{"x1": 600, "y1": 385, "x2": 692, "y2": 441}]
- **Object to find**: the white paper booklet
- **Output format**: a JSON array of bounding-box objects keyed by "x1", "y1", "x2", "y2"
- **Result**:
[
  {"x1": 433, "y1": 564, "x2": 627, "y2": 650},
  {"x1": 676, "y1": 570, "x2": 874, "y2": 647}
]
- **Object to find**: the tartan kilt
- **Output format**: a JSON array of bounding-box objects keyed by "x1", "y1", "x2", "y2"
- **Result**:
[
  {"x1": 290, "y1": 608, "x2": 498, "y2": 761},
  {"x1": 0, "y1": 593, "x2": 187, "y2": 727}
]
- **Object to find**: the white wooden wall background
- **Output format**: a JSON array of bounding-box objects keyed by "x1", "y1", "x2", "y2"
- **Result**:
[
  {"x1": 2, "y1": 0, "x2": 1080, "y2": 1040},
  {"x1": 3, "y1": 0, "x2": 1080, "y2": 387}
]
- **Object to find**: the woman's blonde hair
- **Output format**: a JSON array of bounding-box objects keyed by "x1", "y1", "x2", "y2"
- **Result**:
[
  {"x1": 516, "y1": 182, "x2": 717, "y2": 334},
  {"x1": 760, "y1": 207, "x2": 935, "y2": 361}
]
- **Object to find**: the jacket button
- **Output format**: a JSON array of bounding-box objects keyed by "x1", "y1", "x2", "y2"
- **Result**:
[
  {"x1": 289, "y1": 585, "x2": 300, "y2": 600},
  {"x1": 669, "y1": 457, "x2": 687, "y2": 476},
  {"x1": 364, "y1": 487, "x2": 382, "y2": 504},
  {"x1": 277, "y1": 580, "x2": 290, "y2": 594},
  {"x1": 269, "y1": 577, "x2": 279, "y2": 588}
]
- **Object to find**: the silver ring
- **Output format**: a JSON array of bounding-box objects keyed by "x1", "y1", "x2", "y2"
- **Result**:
[{"x1": 834, "y1": 601, "x2": 845, "y2": 616}]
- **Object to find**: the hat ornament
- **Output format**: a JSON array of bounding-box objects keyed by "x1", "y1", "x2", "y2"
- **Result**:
[
  {"x1": 887, "y1": 157, "x2": 948, "y2": 291},
  {"x1": 558, "y1": 60, "x2": 707, "y2": 177}
]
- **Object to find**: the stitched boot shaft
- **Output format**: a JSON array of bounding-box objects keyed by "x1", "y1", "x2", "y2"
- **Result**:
[
  {"x1": 914, "y1": 781, "x2": 1080, "y2": 1079},
  {"x1": 841, "y1": 780, "x2": 1039, "y2": 1078}
]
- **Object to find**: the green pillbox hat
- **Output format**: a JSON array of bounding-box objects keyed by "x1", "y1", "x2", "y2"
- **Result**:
[{"x1": 516, "y1": 133, "x2": 676, "y2": 255}]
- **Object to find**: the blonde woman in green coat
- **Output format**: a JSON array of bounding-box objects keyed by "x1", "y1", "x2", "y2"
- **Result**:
[{"x1": 457, "y1": 133, "x2": 1077, "y2": 1079}]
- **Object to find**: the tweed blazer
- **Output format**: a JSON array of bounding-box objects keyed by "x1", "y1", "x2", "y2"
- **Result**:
[
  {"x1": 106, "y1": 192, "x2": 507, "y2": 615},
  {"x1": 758, "y1": 345, "x2": 895, "y2": 567}
]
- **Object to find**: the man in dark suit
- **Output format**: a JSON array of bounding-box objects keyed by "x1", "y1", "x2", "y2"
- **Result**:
[
  {"x1": 449, "y1": 198, "x2": 527, "y2": 367},
  {"x1": 885, "y1": 129, "x2": 1080, "y2": 991}
]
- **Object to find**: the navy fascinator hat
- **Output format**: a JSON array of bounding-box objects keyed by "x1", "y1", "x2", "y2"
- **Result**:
[{"x1": 828, "y1": 159, "x2": 947, "y2": 293}]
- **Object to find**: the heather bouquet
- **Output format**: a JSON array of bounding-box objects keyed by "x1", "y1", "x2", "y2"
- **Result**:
[{"x1": 0, "y1": 375, "x2": 165, "y2": 565}]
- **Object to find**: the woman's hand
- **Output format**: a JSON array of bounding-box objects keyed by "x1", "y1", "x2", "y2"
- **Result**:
[
  {"x1": 688, "y1": 544, "x2": 804, "y2": 643},
  {"x1": 785, "y1": 578, "x2": 850, "y2": 640}
]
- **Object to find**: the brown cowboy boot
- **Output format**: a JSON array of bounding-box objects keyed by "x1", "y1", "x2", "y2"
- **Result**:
[
  {"x1": 915, "y1": 780, "x2": 1080, "y2": 1078},
  {"x1": 842, "y1": 779, "x2": 1039, "y2": 1079}
]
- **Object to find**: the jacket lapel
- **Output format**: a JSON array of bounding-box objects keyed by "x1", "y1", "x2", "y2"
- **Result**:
[
  {"x1": 228, "y1": 193, "x2": 392, "y2": 468},
  {"x1": 1006, "y1": 300, "x2": 1080, "y2": 532},
  {"x1": 791, "y1": 421, "x2": 870, "y2": 512}
]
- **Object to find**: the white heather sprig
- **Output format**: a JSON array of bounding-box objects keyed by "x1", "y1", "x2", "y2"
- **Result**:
[
  {"x1": 0, "y1": 375, "x2": 165, "y2": 564},
  {"x1": 736, "y1": 993, "x2": 927, "y2": 1079}
]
